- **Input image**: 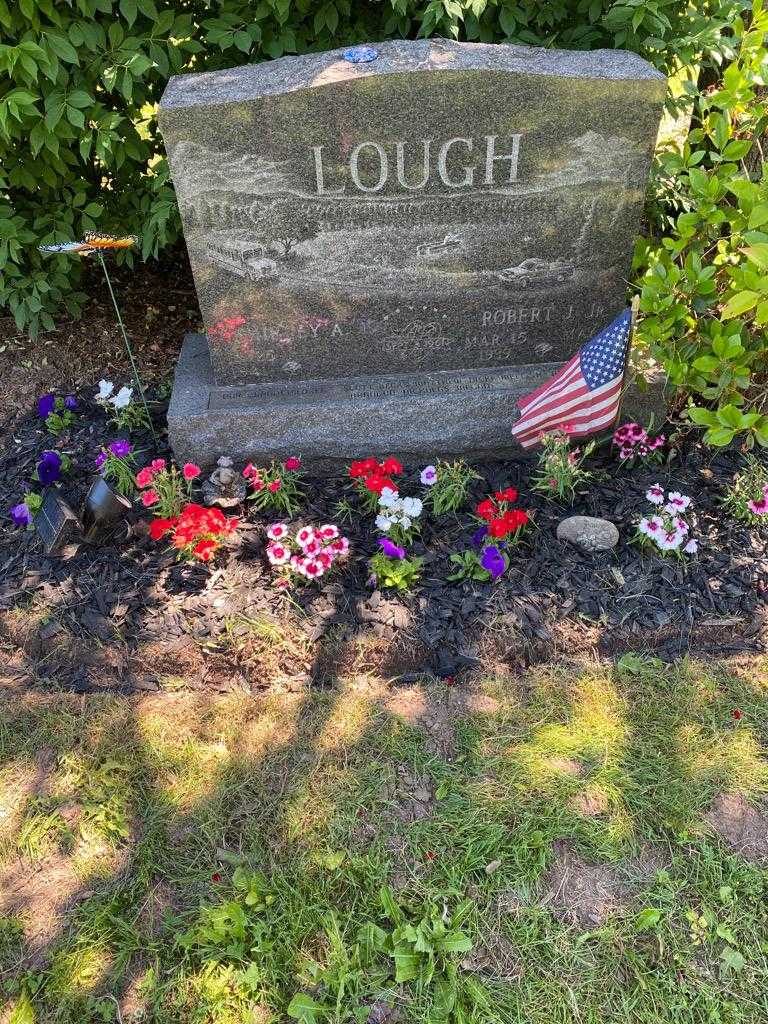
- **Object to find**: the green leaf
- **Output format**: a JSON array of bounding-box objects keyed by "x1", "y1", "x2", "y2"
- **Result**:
[
  {"x1": 634, "y1": 907, "x2": 663, "y2": 931},
  {"x1": 748, "y1": 204, "x2": 768, "y2": 229},
  {"x1": 392, "y1": 945, "x2": 420, "y2": 982},
  {"x1": 705, "y1": 426, "x2": 736, "y2": 446},
  {"x1": 717, "y1": 404, "x2": 747, "y2": 428},
  {"x1": 120, "y1": 0, "x2": 138, "y2": 26},
  {"x1": 286, "y1": 993, "x2": 325, "y2": 1022},
  {"x1": 720, "y1": 946, "x2": 745, "y2": 971},
  {"x1": 9, "y1": 988, "x2": 35, "y2": 1024},
  {"x1": 743, "y1": 243, "x2": 768, "y2": 269},
  {"x1": 47, "y1": 33, "x2": 79, "y2": 64},
  {"x1": 440, "y1": 929, "x2": 473, "y2": 953},
  {"x1": 721, "y1": 290, "x2": 759, "y2": 319},
  {"x1": 686, "y1": 407, "x2": 718, "y2": 427},
  {"x1": 67, "y1": 90, "x2": 92, "y2": 109}
]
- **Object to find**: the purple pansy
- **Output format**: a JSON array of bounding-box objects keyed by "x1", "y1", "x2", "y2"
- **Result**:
[
  {"x1": 37, "y1": 450, "x2": 62, "y2": 486},
  {"x1": 10, "y1": 503, "x2": 32, "y2": 528},
  {"x1": 109, "y1": 439, "x2": 132, "y2": 458},
  {"x1": 471, "y1": 525, "x2": 488, "y2": 547},
  {"x1": 480, "y1": 545, "x2": 506, "y2": 580},
  {"x1": 37, "y1": 393, "x2": 56, "y2": 419},
  {"x1": 378, "y1": 537, "x2": 405, "y2": 559},
  {"x1": 64, "y1": 395, "x2": 77, "y2": 411}
]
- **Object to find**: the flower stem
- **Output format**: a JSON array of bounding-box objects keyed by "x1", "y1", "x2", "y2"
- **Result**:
[{"x1": 97, "y1": 251, "x2": 157, "y2": 443}]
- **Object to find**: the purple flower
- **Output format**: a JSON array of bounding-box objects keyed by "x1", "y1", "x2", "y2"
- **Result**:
[
  {"x1": 480, "y1": 545, "x2": 506, "y2": 580},
  {"x1": 37, "y1": 450, "x2": 62, "y2": 486},
  {"x1": 109, "y1": 439, "x2": 132, "y2": 458},
  {"x1": 95, "y1": 451, "x2": 107, "y2": 470},
  {"x1": 378, "y1": 537, "x2": 405, "y2": 559},
  {"x1": 64, "y1": 395, "x2": 77, "y2": 411},
  {"x1": 37, "y1": 393, "x2": 56, "y2": 419},
  {"x1": 471, "y1": 525, "x2": 488, "y2": 548},
  {"x1": 10, "y1": 503, "x2": 32, "y2": 528}
]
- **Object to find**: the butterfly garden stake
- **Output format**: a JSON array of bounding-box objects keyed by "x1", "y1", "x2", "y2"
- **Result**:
[{"x1": 38, "y1": 232, "x2": 156, "y2": 441}]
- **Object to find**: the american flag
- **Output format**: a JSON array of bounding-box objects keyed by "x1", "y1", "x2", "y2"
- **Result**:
[{"x1": 511, "y1": 308, "x2": 632, "y2": 449}]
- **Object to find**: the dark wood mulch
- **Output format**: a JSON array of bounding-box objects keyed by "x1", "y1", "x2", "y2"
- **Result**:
[{"x1": 0, "y1": 395, "x2": 766, "y2": 695}]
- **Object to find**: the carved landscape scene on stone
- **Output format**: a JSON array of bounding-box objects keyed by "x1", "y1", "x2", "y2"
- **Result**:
[{"x1": 160, "y1": 40, "x2": 666, "y2": 388}]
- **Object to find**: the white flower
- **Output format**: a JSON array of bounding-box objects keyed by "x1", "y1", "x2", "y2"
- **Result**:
[
  {"x1": 646, "y1": 484, "x2": 665, "y2": 505},
  {"x1": 379, "y1": 488, "x2": 399, "y2": 508},
  {"x1": 638, "y1": 517, "x2": 651, "y2": 537},
  {"x1": 659, "y1": 529, "x2": 683, "y2": 551},
  {"x1": 400, "y1": 515, "x2": 412, "y2": 531},
  {"x1": 110, "y1": 385, "x2": 133, "y2": 409},
  {"x1": 420, "y1": 465, "x2": 437, "y2": 486},
  {"x1": 375, "y1": 514, "x2": 393, "y2": 532},
  {"x1": 684, "y1": 539, "x2": 698, "y2": 554},
  {"x1": 673, "y1": 517, "x2": 689, "y2": 535},
  {"x1": 401, "y1": 496, "x2": 423, "y2": 518},
  {"x1": 96, "y1": 379, "x2": 114, "y2": 400},
  {"x1": 267, "y1": 523, "x2": 288, "y2": 541},
  {"x1": 665, "y1": 491, "x2": 691, "y2": 514}
]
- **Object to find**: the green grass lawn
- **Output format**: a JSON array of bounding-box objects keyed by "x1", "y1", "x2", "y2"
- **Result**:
[{"x1": 1, "y1": 654, "x2": 767, "y2": 1023}]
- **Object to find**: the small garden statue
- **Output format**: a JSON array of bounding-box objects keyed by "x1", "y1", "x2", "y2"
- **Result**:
[{"x1": 202, "y1": 456, "x2": 247, "y2": 508}]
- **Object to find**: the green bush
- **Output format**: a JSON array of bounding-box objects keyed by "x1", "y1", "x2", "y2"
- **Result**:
[
  {"x1": 2, "y1": 0, "x2": 765, "y2": 449},
  {"x1": 0, "y1": 0, "x2": 750, "y2": 339},
  {"x1": 635, "y1": 1, "x2": 768, "y2": 448}
]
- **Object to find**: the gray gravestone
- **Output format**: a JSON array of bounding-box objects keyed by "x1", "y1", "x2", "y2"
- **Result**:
[{"x1": 159, "y1": 38, "x2": 665, "y2": 466}]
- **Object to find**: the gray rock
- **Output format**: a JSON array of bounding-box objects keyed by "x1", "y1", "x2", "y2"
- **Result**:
[
  {"x1": 159, "y1": 38, "x2": 666, "y2": 465},
  {"x1": 557, "y1": 515, "x2": 619, "y2": 552}
]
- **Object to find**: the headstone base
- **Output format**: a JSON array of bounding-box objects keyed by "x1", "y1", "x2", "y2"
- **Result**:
[{"x1": 168, "y1": 333, "x2": 667, "y2": 470}]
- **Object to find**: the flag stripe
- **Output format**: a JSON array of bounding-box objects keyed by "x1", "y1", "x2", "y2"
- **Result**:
[
  {"x1": 512, "y1": 378, "x2": 622, "y2": 446},
  {"x1": 517, "y1": 356, "x2": 579, "y2": 412},
  {"x1": 511, "y1": 374, "x2": 620, "y2": 440},
  {"x1": 514, "y1": 396, "x2": 622, "y2": 448},
  {"x1": 516, "y1": 363, "x2": 584, "y2": 417}
]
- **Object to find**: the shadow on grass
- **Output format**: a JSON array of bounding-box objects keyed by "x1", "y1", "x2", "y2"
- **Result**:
[{"x1": 0, "y1": 651, "x2": 767, "y2": 1022}]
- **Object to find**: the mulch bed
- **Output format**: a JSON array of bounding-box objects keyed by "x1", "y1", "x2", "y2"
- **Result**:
[{"x1": 1, "y1": 394, "x2": 767, "y2": 694}]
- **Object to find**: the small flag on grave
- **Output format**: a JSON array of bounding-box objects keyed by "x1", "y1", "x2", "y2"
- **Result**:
[{"x1": 511, "y1": 307, "x2": 634, "y2": 449}]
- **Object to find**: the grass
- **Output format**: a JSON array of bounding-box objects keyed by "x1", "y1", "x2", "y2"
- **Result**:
[{"x1": 0, "y1": 654, "x2": 767, "y2": 1023}]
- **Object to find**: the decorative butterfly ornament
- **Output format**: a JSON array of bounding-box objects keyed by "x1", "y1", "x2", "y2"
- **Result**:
[{"x1": 38, "y1": 232, "x2": 138, "y2": 256}]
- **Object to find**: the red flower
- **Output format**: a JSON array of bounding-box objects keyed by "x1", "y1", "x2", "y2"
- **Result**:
[
  {"x1": 193, "y1": 538, "x2": 218, "y2": 561},
  {"x1": 501, "y1": 487, "x2": 518, "y2": 502},
  {"x1": 365, "y1": 474, "x2": 396, "y2": 495},
  {"x1": 183, "y1": 462, "x2": 201, "y2": 480},
  {"x1": 149, "y1": 517, "x2": 177, "y2": 541},
  {"x1": 211, "y1": 872, "x2": 222, "y2": 883},
  {"x1": 504, "y1": 508, "x2": 529, "y2": 530},
  {"x1": 284, "y1": 456, "x2": 301, "y2": 471},
  {"x1": 269, "y1": 479, "x2": 281, "y2": 493},
  {"x1": 136, "y1": 466, "x2": 154, "y2": 489},
  {"x1": 732, "y1": 709, "x2": 743, "y2": 720},
  {"x1": 488, "y1": 518, "x2": 509, "y2": 538},
  {"x1": 476, "y1": 499, "x2": 496, "y2": 521},
  {"x1": 141, "y1": 489, "x2": 158, "y2": 507},
  {"x1": 243, "y1": 462, "x2": 260, "y2": 481},
  {"x1": 150, "y1": 458, "x2": 166, "y2": 472},
  {"x1": 349, "y1": 460, "x2": 367, "y2": 479},
  {"x1": 444, "y1": 676, "x2": 454, "y2": 687},
  {"x1": 381, "y1": 457, "x2": 402, "y2": 475}
]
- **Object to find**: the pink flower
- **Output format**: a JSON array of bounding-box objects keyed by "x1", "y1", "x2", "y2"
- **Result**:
[
  {"x1": 303, "y1": 538, "x2": 322, "y2": 556},
  {"x1": 150, "y1": 458, "x2": 166, "y2": 473},
  {"x1": 684, "y1": 538, "x2": 698, "y2": 554},
  {"x1": 330, "y1": 537, "x2": 350, "y2": 556},
  {"x1": 267, "y1": 523, "x2": 288, "y2": 540},
  {"x1": 665, "y1": 491, "x2": 691, "y2": 513},
  {"x1": 284, "y1": 456, "x2": 301, "y2": 471},
  {"x1": 141, "y1": 489, "x2": 158, "y2": 507},
  {"x1": 303, "y1": 558, "x2": 324, "y2": 578},
  {"x1": 296, "y1": 526, "x2": 316, "y2": 548},
  {"x1": 183, "y1": 463, "x2": 201, "y2": 480},
  {"x1": 747, "y1": 495, "x2": 768, "y2": 516},
  {"x1": 318, "y1": 524, "x2": 339, "y2": 540},
  {"x1": 646, "y1": 484, "x2": 665, "y2": 505},
  {"x1": 316, "y1": 551, "x2": 334, "y2": 569},
  {"x1": 243, "y1": 463, "x2": 259, "y2": 480},
  {"x1": 136, "y1": 466, "x2": 154, "y2": 489},
  {"x1": 266, "y1": 542, "x2": 290, "y2": 565}
]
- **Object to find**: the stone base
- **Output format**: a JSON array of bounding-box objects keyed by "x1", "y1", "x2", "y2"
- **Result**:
[{"x1": 168, "y1": 333, "x2": 669, "y2": 470}]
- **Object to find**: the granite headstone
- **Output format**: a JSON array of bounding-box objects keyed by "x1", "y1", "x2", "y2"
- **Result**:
[{"x1": 159, "y1": 38, "x2": 666, "y2": 466}]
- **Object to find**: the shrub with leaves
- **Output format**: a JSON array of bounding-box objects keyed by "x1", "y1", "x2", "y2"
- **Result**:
[
  {"x1": 635, "y1": 2, "x2": 768, "y2": 448},
  {"x1": 722, "y1": 454, "x2": 768, "y2": 523},
  {"x1": 0, "y1": 0, "x2": 749, "y2": 338}
]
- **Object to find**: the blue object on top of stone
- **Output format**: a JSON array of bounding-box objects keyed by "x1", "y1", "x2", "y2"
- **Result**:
[{"x1": 343, "y1": 45, "x2": 378, "y2": 63}]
